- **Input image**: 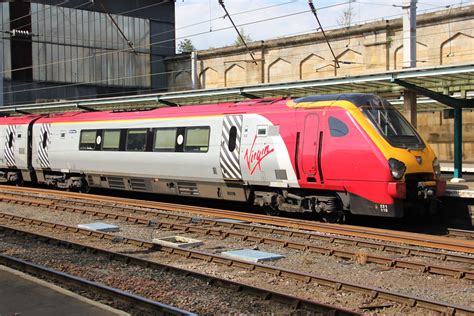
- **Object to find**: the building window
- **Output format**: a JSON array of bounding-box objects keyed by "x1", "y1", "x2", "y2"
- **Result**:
[
  {"x1": 102, "y1": 130, "x2": 121, "y2": 151},
  {"x1": 328, "y1": 117, "x2": 349, "y2": 137},
  {"x1": 184, "y1": 127, "x2": 210, "y2": 152},
  {"x1": 154, "y1": 128, "x2": 177, "y2": 152},
  {"x1": 79, "y1": 130, "x2": 97, "y2": 150},
  {"x1": 126, "y1": 129, "x2": 147, "y2": 151}
]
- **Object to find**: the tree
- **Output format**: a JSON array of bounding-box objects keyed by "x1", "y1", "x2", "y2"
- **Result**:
[
  {"x1": 177, "y1": 39, "x2": 195, "y2": 54},
  {"x1": 233, "y1": 28, "x2": 252, "y2": 47},
  {"x1": 337, "y1": 6, "x2": 354, "y2": 28}
]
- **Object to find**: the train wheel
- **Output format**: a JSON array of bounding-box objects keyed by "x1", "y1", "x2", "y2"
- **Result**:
[
  {"x1": 78, "y1": 186, "x2": 90, "y2": 194},
  {"x1": 320, "y1": 211, "x2": 345, "y2": 223},
  {"x1": 264, "y1": 206, "x2": 280, "y2": 216}
]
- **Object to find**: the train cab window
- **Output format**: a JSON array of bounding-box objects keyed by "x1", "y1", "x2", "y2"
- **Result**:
[
  {"x1": 154, "y1": 128, "x2": 177, "y2": 152},
  {"x1": 126, "y1": 129, "x2": 147, "y2": 151},
  {"x1": 184, "y1": 127, "x2": 210, "y2": 152},
  {"x1": 328, "y1": 117, "x2": 349, "y2": 137},
  {"x1": 102, "y1": 130, "x2": 121, "y2": 151},
  {"x1": 228, "y1": 126, "x2": 237, "y2": 152},
  {"x1": 79, "y1": 130, "x2": 97, "y2": 150}
]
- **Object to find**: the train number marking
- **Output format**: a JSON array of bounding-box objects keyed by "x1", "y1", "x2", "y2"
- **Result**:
[
  {"x1": 244, "y1": 135, "x2": 274, "y2": 175},
  {"x1": 379, "y1": 204, "x2": 388, "y2": 213}
]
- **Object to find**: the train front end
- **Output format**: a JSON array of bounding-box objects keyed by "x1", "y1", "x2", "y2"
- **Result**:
[{"x1": 354, "y1": 96, "x2": 446, "y2": 217}]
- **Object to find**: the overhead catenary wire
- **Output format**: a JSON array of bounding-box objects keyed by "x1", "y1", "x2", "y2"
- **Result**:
[
  {"x1": 11, "y1": 0, "x2": 297, "y2": 48},
  {"x1": 98, "y1": 0, "x2": 137, "y2": 55},
  {"x1": 0, "y1": 6, "x2": 328, "y2": 77},
  {"x1": 218, "y1": 0, "x2": 258, "y2": 65},
  {"x1": 1, "y1": 1, "x2": 472, "y2": 97},
  {"x1": 3, "y1": 20, "x2": 474, "y2": 99},
  {"x1": 0, "y1": 0, "x2": 71, "y2": 28},
  {"x1": 8, "y1": 2, "x2": 470, "y2": 78},
  {"x1": 4, "y1": 0, "x2": 464, "y2": 54},
  {"x1": 3, "y1": 2, "x2": 472, "y2": 84},
  {"x1": 8, "y1": 0, "x2": 170, "y2": 38},
  {"x1": 23, "y1": 0, "x2": 467, "y2": 52},
  {"x1": 308, "y1": 0, "x2": 340, "y2": 68},
  {"x1": 4, "y1": 0, "x2": 470, "y2": 48},
  {"x1": 5, "y1": 44, "x2": 474, "y2": 106}
]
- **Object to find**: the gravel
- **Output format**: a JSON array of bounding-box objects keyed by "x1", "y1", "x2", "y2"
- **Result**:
[
  {"x1": 0, "y1": 232, "x2": 312, "y2": 315},
  {"x1": 0, "y1": 200, "x2": 473, "y2": 314}
]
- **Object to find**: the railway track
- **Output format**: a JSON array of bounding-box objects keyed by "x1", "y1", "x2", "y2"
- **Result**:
[
  {"x1": 447, "y1": 228, "x2": 474, "y2": 240},
  {"x1": 0, "y1": 224, "x2": 360, "y2": 315},
  {"x1": 1, "y1": 213, "x2": 473, "y2": 315},
  {"x1": 1, "y1": 191, "x2": 472, "y2": 281},
  {"x1": 0, "y1": 185, "x2": 473, "y2": 255},
  {"x1": 0, "y1": 253, "x2": 194, "y2": 316}
]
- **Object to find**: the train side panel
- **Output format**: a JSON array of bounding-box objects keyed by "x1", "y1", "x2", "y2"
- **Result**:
[
  {"x1": 0, "y1": 116, "x2": 40, "y2": 183},
  {"x1": 239, "y1": 114, "x2": 299, "y2": 188},
  {"x1": 33, "y1": 118, "x2": 222, "y2": 181}
]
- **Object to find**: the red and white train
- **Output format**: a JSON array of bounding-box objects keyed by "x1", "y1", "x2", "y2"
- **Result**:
[{"x1": 0, "y1": 93, "x2": 445, "y2": 221}]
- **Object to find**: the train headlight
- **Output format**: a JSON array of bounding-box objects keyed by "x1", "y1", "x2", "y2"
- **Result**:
[
  {"x1": 388, "y1": 158, "x2": 406, "y2": 180},
  {"x1": 432, "y1": 158, "x2": 441, "y2": 178}
]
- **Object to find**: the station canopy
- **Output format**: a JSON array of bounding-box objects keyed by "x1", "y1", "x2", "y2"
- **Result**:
[{"x1": 2, "y1": 63, "x2": 473, "y2": 115}]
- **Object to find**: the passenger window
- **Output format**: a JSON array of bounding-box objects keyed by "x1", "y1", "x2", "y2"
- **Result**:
[
  {"x1": 329, "y1": 117, "x2": 349, "y2": 137},
  {"x1": 79, "y1": 130, "x2": 96, "y2": 150},
  {"x1": 184, "y1": 127, "x2": 209, "y2": 152},
  {"x1": 154, "y1": 128, "x2": 177, "y2": 152},
  {"x1": 102, "y1": 130, "x2": 121, "y2": 151},
  {"x1": 126, "y1": 129, "x2": 147, "y2": 151},
  {"x1": 228, "y1": 126, "x2": 237, "y2": 152}
]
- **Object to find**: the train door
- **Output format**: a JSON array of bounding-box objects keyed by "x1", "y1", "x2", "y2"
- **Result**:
[
  {"x1": 301, "y1": 114, "x2": 319, "y2": 178},
  {"x1": 219, "y1": 115, "x2": 243, "y2": 181}
]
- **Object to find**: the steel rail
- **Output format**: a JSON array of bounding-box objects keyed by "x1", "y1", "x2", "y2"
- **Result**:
[
  {"x1": 0, "y1": 225, "x2": 360, "y2": 316},
  {"x1": 0, "y1": 189, "x2": 473, "y2": 266},
  {"x1": 1, "y1": 213, "x2": 473, "y2": 315},
  {"x1": 447, "y1": 228, "x2": 474, "y2": 240},
  {"x1": 0, "y1": 185, "x2": 473, "y2": 254},
  {"x1": 0, "y1": 254, "x2": 195, "y2": 316},
  {"x1": 3, "y1": 192, "x2": 472, "y2": 281}
]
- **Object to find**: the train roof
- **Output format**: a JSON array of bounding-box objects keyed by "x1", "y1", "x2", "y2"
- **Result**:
[
  {"x1": 33, "y1": 99, "x2": 292, "y2": 123},
  {"x1": 0, "y1": 94, "x2": 380, "y2": 125},
  {"x1": 293, "y1": 93, "x2": 379, "y2": 107},
  {"x1": 0, "y1": 115, "x2": 42, "y2": 125}
]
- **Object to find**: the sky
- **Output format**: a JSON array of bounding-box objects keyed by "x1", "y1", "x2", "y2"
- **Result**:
[{"x1": 175, "y1": 0, "x2": 473, "y2": 51}]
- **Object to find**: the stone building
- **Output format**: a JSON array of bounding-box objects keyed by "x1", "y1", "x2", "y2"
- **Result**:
[{"x1": 166, "y1": 5, "x2": 474, "y2": 162}]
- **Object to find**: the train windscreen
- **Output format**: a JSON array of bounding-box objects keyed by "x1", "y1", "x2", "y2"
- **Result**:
[{"x1": 361, "y1": 97, "x2": 425, "y2": 149}]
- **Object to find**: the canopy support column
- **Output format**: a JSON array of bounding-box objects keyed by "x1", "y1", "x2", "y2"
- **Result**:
[
  {"x1": 404, "y1": 90, "x2": 417, "y2": 128},
  {"x1": 393, "y1": 78, "x2": 474, "y2": 182},
  {"x1": 453, "y1": 107, "x2": 463, "y2": 181}
]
